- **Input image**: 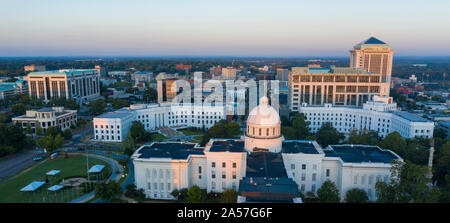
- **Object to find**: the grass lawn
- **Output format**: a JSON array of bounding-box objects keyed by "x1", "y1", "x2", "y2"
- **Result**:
[
  {"x1": 189, "y1": 135, "x2": 203, "y2": 143},
  {"x1": 151, "y1": 133, "x2": 166, "y2": 142},
  {"x1": 0, "y1": 154, "x2": 111, "y2": 203},
  {"x1": 179, "y1": 129, "x2": 202, "y2": 136}
]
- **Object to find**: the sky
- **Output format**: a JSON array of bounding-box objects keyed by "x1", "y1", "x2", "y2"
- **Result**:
[{"x1": 1, "y1": 0, "x2": 450, "y2": 57}]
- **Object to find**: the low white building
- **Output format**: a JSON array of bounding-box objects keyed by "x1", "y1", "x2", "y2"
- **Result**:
[
  {"x1": 132, "y1": 96, "x2": 403, "y2": 202},
  {"x1": 93, "y1": 103, "x2": 226, "y2": 142},
  {"x1": 299, "y1": 96, "x2": 434, "y2": 139},
  {"x1": 12, "y1": 107, "x2": 77, "y2": 134}
]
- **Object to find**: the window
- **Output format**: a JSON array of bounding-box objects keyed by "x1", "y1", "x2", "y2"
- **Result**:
[
  {"x1": 326, "y1": 169, "x2": 330, "y2": 177},
  {"x1": 369, "y1": 175, "x2": 374, "y2": 185},
  {"x1": 212, "y1": 162, "x2": 215, "y2": 168},
  {"x1": 302, "y1": 164, "x2": 306, "y2": 170},
  {"x1": 301, "y1": 184, "x2": 305, "y2": 192},
  {"x1": 167, "y1": 183, "x2": 171, "y2": 191},
  {"x1": 301, "y1": 173, "x2": 306, "y2": 181},
  {"x1": 222, "y1": 162, "x2": 226, "y2": 168},
  {"x1": 212, "y1": 171, "x2": 216, "y2": 179},
  {"x1": 354, "y1": 176, "x2": 358, "y2": 184},
  {"x1": 291, "y1": 164, "x2": 295, "y2": 170},
  {"x1": 232, "y1": 171, "x2": 236, "y2": 179},
  {"x1": 233, "y1": 162, "x2": 236, "y2": 168},
  {"x1": 313, "y1": 164, "x2": 317, "y2": 170},
  {"x1": 198, "y1": 166, "x2": 202, "y2": 174},
  {"x1": 147, "y1": 183, "x2": 151, "y2": 190},
  {"x1": 222, "y1": 171, "x2": 226, "y2": 179},
  {"x1": 311, "y1": 184, "x2": 316, "y2": 192},
  {"x1": 312, "y1": 173, "x2": 316, "y2": 181},
  {"x1": 361, "y1": 175, "x2": 365, "y2": 185},
  {"x1": 212, "y1": 182, "x2": 216, "y2": 190}
]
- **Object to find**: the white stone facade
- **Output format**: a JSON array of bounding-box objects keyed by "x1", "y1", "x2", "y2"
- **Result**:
[
  {"x1": 299, "y1": 96, "x2": 434, "y2": 139},
  {"x1": 93, "y1": 103, "x2": 226, "y2": 142}
]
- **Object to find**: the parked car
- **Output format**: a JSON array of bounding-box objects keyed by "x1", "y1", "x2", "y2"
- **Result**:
[{"x1": 32, "y1": 156, "x2": 44, "y2": 161}]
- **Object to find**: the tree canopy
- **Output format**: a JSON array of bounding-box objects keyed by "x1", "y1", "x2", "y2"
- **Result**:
[
  {"x1": 314, "y1": 122, "x2": 344, "y2": 147},
  {"x1": 282, "y1": 113, "x2": 311, "y2": 140},
  {"x1": 200, "y1": 120, "x2": 241, "y2": 146},
  {"x1": 317, "y1": 180, "x2": 340, "y2": 203},
  {"x1": 345, "y1": 188, "x2": 369, "y2": 203},
  {"x1": 88, "y1": 98, "x2": 106, "y2": 115},
  {"x1": 375, "y1": 160, "x2": 440, "y2": 203},
  {"x1": 220, "y1": 189, "x2": 238, "y2": 203}
]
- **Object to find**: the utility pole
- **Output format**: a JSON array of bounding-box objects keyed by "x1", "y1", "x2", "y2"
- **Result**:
[{"x1": 85, "y1": 146, "x2": 89, "y2": 181}]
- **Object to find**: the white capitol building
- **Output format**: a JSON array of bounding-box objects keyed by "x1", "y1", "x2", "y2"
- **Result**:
[{"x1": 132, "y1": 96, "x2": 403, "y2": 203}]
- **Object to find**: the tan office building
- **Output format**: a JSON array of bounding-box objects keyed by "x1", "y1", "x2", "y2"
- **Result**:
[{"x1": 350, "y1": 37, "x2": 394, "y2": 84}]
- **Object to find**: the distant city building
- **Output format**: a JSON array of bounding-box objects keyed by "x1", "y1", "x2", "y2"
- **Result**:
[
  {"x1": 436, "y1": 121, "x2": 450, "y2": 139},
  {"x1": 175, "y1": 64, "x2": 192, "y2": 70},
  {"x1": 209, "y1": 65, "x2": 222, "y2": 77},
  {"x1": 0, "y1": 80, "x2": 28, "y2": 99},
  {"x1": 409, "y1": 74, "x2": 418, "y2": 82},
  {"x1": 277, "y1": 68, "x2": 289, "y2": 82},
  {"x1": 12, "y1": 106, "x2": 77, "y2": 134},
  {"x1": 27, "y1": 69, "x2": 100, "y2": 103},
  {"x1": 24, "y1": 64, "x2": 46, "y2": 72},
  {"x1": 222, "y1": 67, "x2": 237, "y2": 79},
  {"x1": 132, "y1": 96, "x2": 403, "y2": 202},
  {"x1": 100, "y1": 77, "x2": 117, "y2": 86},
  {"x1": 93, "y1": 103, "x2": 225, "y2": 142},
  {"x1": 132, "y1": 71, "x2": 153, "y2": 86},
  {"x1": 299, "y1": 96, "x2": 434, "y2": 139},
  {"x1": 156, "y1": 73, "x2": 179, "y2": 103},
  {"x1": 94, "y1": 65, "x2": 107, "y2": 77},
  {"x1": 350, "y1": 37, "x2": 394, "y2": 84},
  {"x1": 108, "y1": 71, "x2": 129, "y2": 79},
  {"x1": 289, "y1": 65, "x2": 390, "y2": 111}
]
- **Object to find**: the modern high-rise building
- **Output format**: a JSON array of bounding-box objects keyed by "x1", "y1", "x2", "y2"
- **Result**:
[
  {"x1": 27, "y1": 69, "x2": 100, "y2": 103},
  {"x1": 156, "y1": 73, "x2": 179, "y2": 103},
  {"x1": 276, "y1": 68, "x2": 289, "y2": 82},
  {"x1": 350, "y1": 37, "x2": 394, "y2": 84},
  {"x1": 288, "y1": 65, "x2": 390, "y2": 110}
]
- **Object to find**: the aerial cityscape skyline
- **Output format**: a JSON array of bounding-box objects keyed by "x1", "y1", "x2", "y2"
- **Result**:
[{"x1": 1, "y1": 0, "x2": 450, "y2": 57}]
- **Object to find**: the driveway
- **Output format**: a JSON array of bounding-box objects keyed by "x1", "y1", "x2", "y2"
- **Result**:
[{"x1": 0, "y1": 150, "x2": 45, "y2": 185}]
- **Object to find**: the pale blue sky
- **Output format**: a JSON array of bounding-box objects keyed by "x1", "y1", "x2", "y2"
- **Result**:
[{"x1": 1, "y1": 0, "x2": 449, "y2": 57}]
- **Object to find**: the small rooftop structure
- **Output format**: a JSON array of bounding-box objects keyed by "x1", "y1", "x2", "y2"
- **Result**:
[
  {"x1": 46, "y1": 170, "x2": 61, "y2": 176},
  {"x1": 238, "y1": 177, "x2": 300, "y2": 203},
  {"x1": 246, "y1": 151, "x2": 287, "y2": 178},
  {"x1": 20, "y1": 181, "x2": 46, "y2": 192},
  {"x1": 88, "y1": 165, "x2": 105, "y2": 173},
  {"x1": 47, "y1": 185, "x2": 64, "y2": 192}
]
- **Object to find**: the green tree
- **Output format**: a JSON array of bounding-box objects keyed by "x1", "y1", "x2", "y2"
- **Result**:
[
  {"x1": 378, "y1": 132, "x2": 406, "y2": 157},
  {"x1": 0, "y1": 112, "x2": 8, "y2": 123},
  {"x1": 95, "y1": 180, "x2": 122, "y2": 200},
  {"x1": 88, "y1": 98, "x2": 106, "y2": 115},
  {"x1": 347, "y1": 129, "x2": 381, "y2": 145},
  {"x1": 36, "y1": 126, "x2": 43, "y2": 136},
  {"x1": 375, "y1": 160, "x2": 440, "y2": 203},
  {"x1": 122, "y1": 133, "x2": 136, "y2": 156},
  {"x1": 291, "y1": 113, "x2": 311, "y2": 139},
  {"x1": 315, "y1": 122, "x2": 344, "y2": 147},
  {"x1": 63, "y1": 129, "x2": 72, "y2": 140},
  {"x1": 37, "y1": 134, "x2": 64, "y2": 153},
  {"x1": 200, "y1": 120, "x2": 240, "y2": 146},
  {"x1": 143, "y1": 88, "x2": 158, "y2": 103},
  {"x1": 345, "y1": 188, "x2": 369, "y2": 203},
  {"x1": 129, "y1": 121, "x2": 149, "y2": 142},
  {"x1": 25, "y1": 123, "x2": 33, "y2": 135},
  {"x1": 220, "y1": 189, "x2": 238, "y2": 203},
  {"x1": 187, "y1": 185, "x2": 203, "y2": 203},
  {"x1": 171, "y1": 188, "x2": 189, "y2": 201},
  {"x1": 437, "y1": 141, "x2": 450, "y2": 171},
  {"x1": 11, "y1": 103, "x2": 27, "y2": 115},
  {"x1": 317, "y1": 180, "x2": 340, "y2": 203},
  {"x1": 46, "y1": 126, "x2": 62, "y2": 137},
  {"x1": 112, "y1": 98, "x2": 130, "y2": 109}
]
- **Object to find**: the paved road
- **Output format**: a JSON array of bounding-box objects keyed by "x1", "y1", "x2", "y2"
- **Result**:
[{"x1": 0, "y1": 150, "x2": 45, "y2": 184}]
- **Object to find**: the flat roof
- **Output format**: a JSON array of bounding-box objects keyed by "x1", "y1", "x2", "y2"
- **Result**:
[
  {"x1": 96, "y1": 111, "x2": 132, "y2": 119},
  {"x1": 324, "y1": 145, "x2": 399, "y2": 163},
  {"x1": 28, "y1": 69, "x2": 97, "y2": 76},
  {"x1": 246, "y1": 151, "x2": 287, "y2": 178},
  {"x1": 137, "y1": 142, "x2": 203, "y2": 160},
  {"x1": 208, "y1": 140, "x2": 246, "y2": 152},
  {"x1": 282, "y1": 141, "x2": 319, "y2": 154},
  {"x1": 238, "y1": 177, "x2": 300, "y2": 202},
  {"x1": 393, "y1": 111, "x2": 430, "y2": 122}
]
